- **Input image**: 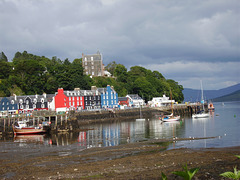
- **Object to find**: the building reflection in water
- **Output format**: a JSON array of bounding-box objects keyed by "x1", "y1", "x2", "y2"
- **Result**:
[{"x1": 13, "y1": 118, "x2": 184, "y2": 149}]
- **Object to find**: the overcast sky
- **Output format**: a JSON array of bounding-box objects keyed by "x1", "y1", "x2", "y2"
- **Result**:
[{"x1": 1, "y1": 0, "x2": 239, "y2": 90}]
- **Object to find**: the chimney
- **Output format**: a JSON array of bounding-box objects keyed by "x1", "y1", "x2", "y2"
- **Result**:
[
  {"x1": 91, "y1": 86, "x2": 97, "y2": 91},
  {"x1": 74, "y1": 88, "x2": 80, "y2": 91},
  {"x1": 13, "y1": 94, "x2": 17, "y2": 101}
]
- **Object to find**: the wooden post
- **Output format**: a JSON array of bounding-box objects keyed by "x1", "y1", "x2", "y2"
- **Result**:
[
  {"x1": 3, "y1": 119, "x2": 5, "y2": 132},
  {"x1": 55, "y1": 116, "x2": 58, "y2": 128}
]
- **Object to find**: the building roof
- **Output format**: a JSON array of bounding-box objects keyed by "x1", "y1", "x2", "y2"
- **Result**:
[
  {"x1": 127, "y1": 94, "x2": 143, "y2": 100},
  {"x1": 82, "y1": 51, "x2": 102, "y2": 61},
  {"x1": 118, "y1": 97, "x2": 128, "y2": 101}
]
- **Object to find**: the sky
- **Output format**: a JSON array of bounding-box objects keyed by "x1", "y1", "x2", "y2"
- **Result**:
[{"x1": 1, "y1": 0, "x2": 239, "y2": 90}]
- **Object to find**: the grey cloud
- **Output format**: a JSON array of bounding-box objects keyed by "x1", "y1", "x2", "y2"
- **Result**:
[{"x1": 0, "y1": 0, "x2": 239, "y2": 89}]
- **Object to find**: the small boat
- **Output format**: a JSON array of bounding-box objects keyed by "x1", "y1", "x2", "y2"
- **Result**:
[
  {"x1": 160, "y1": 113, "x2": 180, "y2": 122},
  {"x1": 192, "y1": 110, "x2": 209, "y2": 118},
  {"x1": 160, "y1": 89, "x2": 180, "y2": 122},
  {"x1": 208, "y1": 103, "x2": 215, "y2": 111},
  {"x1": 192, "y1": 80, "x2": 209, "y2": 119},
  {"x1": 12, "y1": 120, "x2": 50, "y2": 135}
]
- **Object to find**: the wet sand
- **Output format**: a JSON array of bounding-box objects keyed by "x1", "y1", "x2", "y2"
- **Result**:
[{"x1": 1, "y1": 138, "x2": 240, "y2": 179}]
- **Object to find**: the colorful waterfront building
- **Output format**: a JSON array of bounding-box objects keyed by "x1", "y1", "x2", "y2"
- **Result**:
[
  {"x1": 54, "y1": 88, "x2": 85, "y2": 112},
  {"x1": 126, "y1": 94, "x2": 144, "y2": 107},
  {"x1": 99, "y1": 85, "x2": 118, "y2": 109},
  {"x1": 0, "y1": 97, "x2": 18, "y2": 116}
]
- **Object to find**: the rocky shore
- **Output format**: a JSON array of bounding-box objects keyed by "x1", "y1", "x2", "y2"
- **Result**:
[{"x1": 1, "y1": 137, "x2": 240, "y2": 179}]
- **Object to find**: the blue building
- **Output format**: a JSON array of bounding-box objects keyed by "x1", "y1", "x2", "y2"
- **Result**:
[
  {"x1": 0, "y1": 97, "x2": 18, "y2": 115},
  {"x1": 99, "y1": 85, "x2": 118, "y2": 109}
]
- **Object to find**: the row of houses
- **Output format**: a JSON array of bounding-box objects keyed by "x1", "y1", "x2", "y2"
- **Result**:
[{"x1": 0, "y1": 85, "x2": 147, "y2": 116}]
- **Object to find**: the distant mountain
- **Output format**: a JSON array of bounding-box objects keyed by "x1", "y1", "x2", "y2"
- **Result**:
[
  {"x1": 183, "y1": 83, "x2": 240, "y2": 102},
  {"x1": 212, "y1": 90, "x2": 240, "y2": 102}
]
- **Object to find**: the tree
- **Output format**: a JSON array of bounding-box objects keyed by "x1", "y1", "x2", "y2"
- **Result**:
[
  {"x1": 114, "y1": 64, "x2": 128, "y2": 83},
  {"x1": 0, "y1": 52, "x2": 8, "y2": 62},
  {"x1": 0, "y1": 61, "x2": 12, "y2": 79},
  {"x1": 105, "y1": 61, "x2": 117, "y2": 75}
]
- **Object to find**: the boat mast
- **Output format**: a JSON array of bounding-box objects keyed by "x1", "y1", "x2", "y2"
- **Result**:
[
  {"x1": 200, "y1": 80, "x2": 205, "y2": 111},
  {"x1": 170, "y1": 89, "x2": 173, "y2": 115}
]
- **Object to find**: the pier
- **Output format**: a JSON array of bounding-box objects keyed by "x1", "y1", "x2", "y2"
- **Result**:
[{"x1": 0, "y1": 103, "x2": 205, "y2": 135}]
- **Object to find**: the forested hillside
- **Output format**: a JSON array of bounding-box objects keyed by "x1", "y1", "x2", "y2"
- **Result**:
[{"x1": 0, "y1": 51, "x2": 184, "y2": 102}]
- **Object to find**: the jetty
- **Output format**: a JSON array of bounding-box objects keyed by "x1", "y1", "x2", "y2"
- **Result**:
[{"x1": 0, "y1": 103, "x2": 206, "y2": 135}]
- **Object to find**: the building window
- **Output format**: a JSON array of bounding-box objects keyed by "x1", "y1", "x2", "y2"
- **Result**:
[
  {"x1": 85, "y1": 57, "x2": 87, "y2": 61},
  {"x1": 92, "y1": 66, "x2": 94, "y2": 69},
  {"x1": 91, "y1": 57, "x2": 93, "y2": 61},
  {"x1": 92, "y1": 72, "x2": 94, "y2": 76},
  {"x1": 2, "y1": 102, "x2": 4, "y2": 105},
  {"x1": 69, "y1": 97, "x2": 71, "y2": 101},
  {"x1": 41, "y1": 104, "x2": 45, "y2": 108},
  {"x1": 33, "y1": 104, "x2": 36, "y2": 108},
  {"x1": 26, "y1": 100, "x2": 29, "y2": 104}
]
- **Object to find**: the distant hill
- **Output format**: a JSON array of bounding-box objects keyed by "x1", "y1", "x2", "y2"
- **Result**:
[
  {"x1": 183, "y1": 83, "x2": 240, "y2": 102},
  {"x1": 212, "y1": 90, "x2": 240, "y2": 102}
]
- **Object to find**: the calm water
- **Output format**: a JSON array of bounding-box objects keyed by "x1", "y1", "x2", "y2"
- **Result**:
[{"x1": 0, "y1": 101, "x2": 239, "y2": 154}]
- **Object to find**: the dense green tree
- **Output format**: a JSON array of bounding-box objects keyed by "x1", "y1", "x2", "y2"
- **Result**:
[
  {"x1": 0, "y1": 52, "x2": 8, "y2": 62},
  {"x1": 114, "y1": 64, "x2": 128, "y2": 83},
  {"x1": 167, "y1": 79, "x2": 184, "y2": 102},
  {"x1": 0, "y1": 52, "x2": 184, "y2": 103},
  {"x1": 0, "y1": 61, "x2": 12, "y2": 79},
  {"x1": 105, "y1": 61, "x2": 117, "y2": 75}
]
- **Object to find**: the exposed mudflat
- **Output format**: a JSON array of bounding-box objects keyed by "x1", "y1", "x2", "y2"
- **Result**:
[{"x1": 1, "y1": 138, "x2": 240, "y2": 179}]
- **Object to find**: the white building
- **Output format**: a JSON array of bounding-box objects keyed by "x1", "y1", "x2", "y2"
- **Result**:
[
  {"x1": 148, "y1": 94, "x2": 175, "y2": 107},
  {"x1": 126, "y1": 94, "x2": 145, "y2": 107}
]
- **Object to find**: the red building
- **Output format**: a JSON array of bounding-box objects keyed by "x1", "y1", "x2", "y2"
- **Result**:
[
  {"x1": 118, "y1": 97, "x2": 129, "y2": 106},
  {"x1": 54, "y1": 88, "x2": 85, "y2": 112}
]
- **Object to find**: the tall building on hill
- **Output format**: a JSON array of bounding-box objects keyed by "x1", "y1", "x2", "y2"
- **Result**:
[{"x1": 82, "y1": 51, "x2": 104, "y2": 77}]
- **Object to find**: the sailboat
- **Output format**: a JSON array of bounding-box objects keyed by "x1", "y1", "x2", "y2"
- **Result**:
[
  {"x1": 192, "y1": 80, "x2": 209, "y2": 118},
  {"x1": 136, "y1": 103, "x2": 145, "y2": 121},
  {"x1": 160, "y1": 90, "x2": 180, "y2": 122}
]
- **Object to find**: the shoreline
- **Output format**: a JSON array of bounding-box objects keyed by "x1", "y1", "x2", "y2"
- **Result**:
[{"x1": 1, "y1": 137, "x2": 240, "y2": 179}]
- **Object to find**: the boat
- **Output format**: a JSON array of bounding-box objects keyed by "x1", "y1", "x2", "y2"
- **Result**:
[
  {"x1": 160, "y1": 90, "x2": 180, "y2": 122},
  {"x1": 208, "y1": 102, "x2": 215, "y2": 111},
  {"x1": 192, "y1": 80, "x2": 209, "y2": 119},
  {"x1": 192, "y1": 110, "x2": 209, "y2": 118},
  {"x1": 161, "y1": 113, "x2": 180, "y2": 122},
  {"x1": 12, "y1": 120, "x2": 51, "y2": 135}
]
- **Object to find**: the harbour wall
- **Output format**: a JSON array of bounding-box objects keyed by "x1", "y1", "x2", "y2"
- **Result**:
[{"x1": 0, "y1": 104, "x2": 203, "y2": 134}]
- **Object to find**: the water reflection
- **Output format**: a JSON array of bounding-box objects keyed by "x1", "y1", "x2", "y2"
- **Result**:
[
  {"x1": 11, "y1": 119, "x2": 185, "y2": 149},
  {"x1": 5, "y1": 102, "x2": 240, "y2": 150}
]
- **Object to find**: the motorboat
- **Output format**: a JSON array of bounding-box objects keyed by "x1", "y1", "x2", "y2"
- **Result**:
[{"x1": 12, "y1": 120, "x2": 51, "y2": 135}]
